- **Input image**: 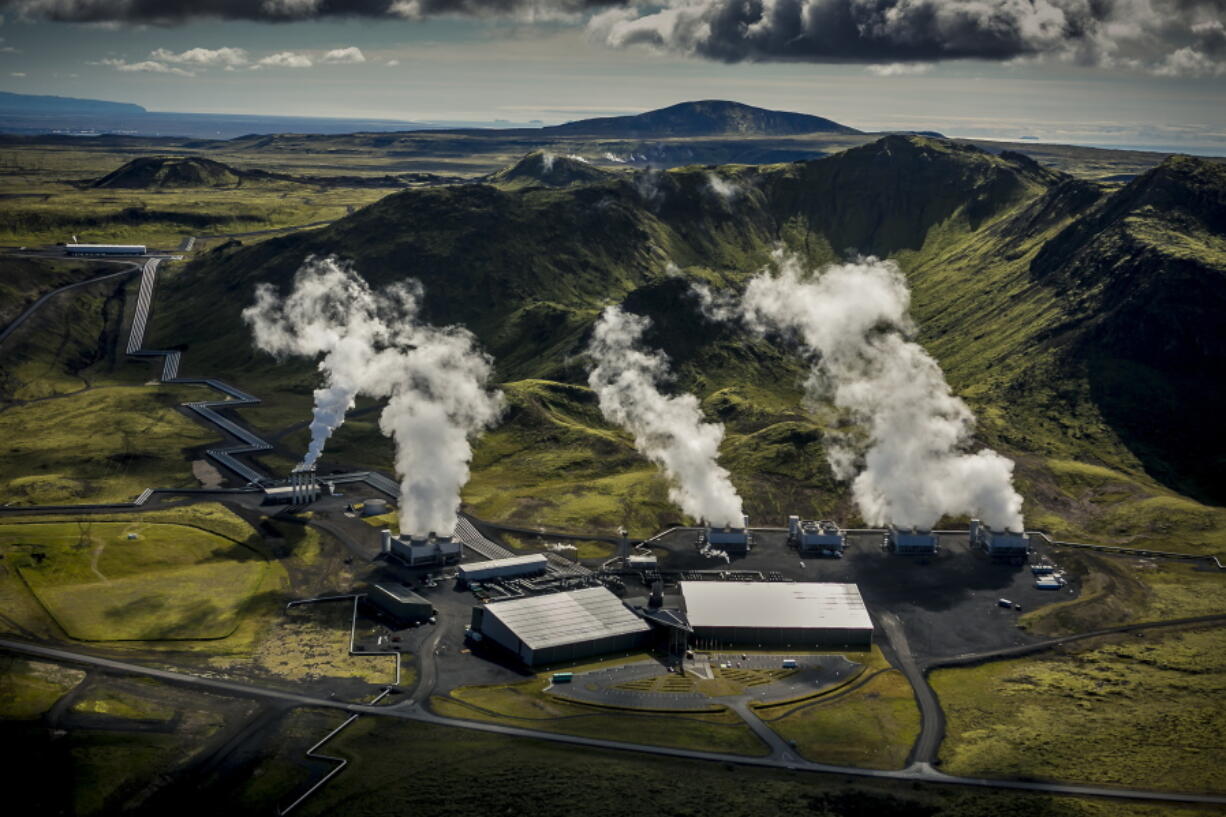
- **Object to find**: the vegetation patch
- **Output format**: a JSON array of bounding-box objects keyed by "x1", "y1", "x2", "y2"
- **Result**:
[
  {"x1": 931, "y1": 627, "x2": 1226, "y2": 793},
  {"x1": 0, "y1": 657, "x2": 85, "y2": 719},
  {"x1": 5, "y1": 519, "x2": 268, "y2": 641},
  {"x1": 762, "y1": 668, "x2": 920, "y2": 770}
]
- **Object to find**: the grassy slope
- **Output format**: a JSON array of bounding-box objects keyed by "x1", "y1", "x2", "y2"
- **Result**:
[
  {"x1": 141, "y1": 135, "x2": 1225, "y2": 555},
  {"x1": 288, "y1": 715, "x2": 1220, "y2": 817},
  {"x1": 930, "y1": 627, "x2": 1226, "y2": 793},
  {"x1": 760, "y1": 647, "x2": 920, "y2": 769},
  {"x1": 5, "y1": 518, "x2": 268, "y2": 640}
]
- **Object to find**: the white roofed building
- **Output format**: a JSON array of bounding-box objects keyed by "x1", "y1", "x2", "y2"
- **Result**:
[
  {"x1": 470, "y1": 586, "x2": 651, "y2": 666},
  {"x1": 680, "y1": 581, "x2": 873, "y2": 648}
]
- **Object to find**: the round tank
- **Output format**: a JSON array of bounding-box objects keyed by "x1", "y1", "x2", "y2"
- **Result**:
[{"x1": 361, "y1": 499, "x2": 389, "y2": 517}]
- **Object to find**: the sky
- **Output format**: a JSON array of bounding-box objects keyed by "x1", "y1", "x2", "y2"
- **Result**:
[{"x1": 0, "y1": 1, "x2": 1223, "y2": 152}]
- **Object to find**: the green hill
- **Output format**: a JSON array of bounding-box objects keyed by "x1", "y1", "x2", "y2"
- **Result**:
[
  {"x1": 145, "y1": 135, "x2": 1226, "y2": 546},
  {"x1": 485, "y1": 151, "x2": 618, "y2": 189},
  {"x1": 545, "y1": 100, "x2": 860, "y2": 137},
  {"x1": 91, "y1": 156, "x2": 252, "y2": 189}
]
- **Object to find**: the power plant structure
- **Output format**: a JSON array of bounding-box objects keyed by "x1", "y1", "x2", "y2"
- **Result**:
[
  {"x1": 788, "y1": 516, "x2": 846, "y2": 557},
  {"x1": 366, "y1": 583, "x2": 434, "y2": 625},
  {"x1": 887, "y1": 525, "x2": 939, "y2": 554},
  {"x1": 970, "y1": 519, "x2": 1030, "y2": 558},
  {"x1": 704, "y1": 516, "x2": 751, "y2": 555},
  {"x1": 680, "y1": 581, "x2": 873, "y2": 648},
  {"x1": 381, "y1": 528, "x2": 462, "y2": 567},
  {"x1": 262, "y1": 466, "x2": 322, "y2": 505},
  {"x1": 457, "y1": 553, "x2": 548, "y2": 583}
]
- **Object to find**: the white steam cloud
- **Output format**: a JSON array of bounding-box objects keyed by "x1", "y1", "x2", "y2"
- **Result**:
[
  {"x1": 243, "y1": 256, "x2": 503, "y2": 537},
  {"x1": 740, "y1": 251, "x2": 1023, "y2": 531},
  {"x1": 587, "y1": 305, "x2": 744, "y2": 527}
]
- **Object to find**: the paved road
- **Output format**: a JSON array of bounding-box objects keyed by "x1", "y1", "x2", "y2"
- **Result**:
[
  {"x1": 4, "y1": 637, "x2": 1226, "y2": 805},
  {"x1": 878, "y1": 612, "x2": 945, "y2": 765},
  {"x1": 0, "y1": 262, "x2": 141, "y2": 347},
  {"x1": 926, "y1": 612, "x2": 1226, "y2": 670}
]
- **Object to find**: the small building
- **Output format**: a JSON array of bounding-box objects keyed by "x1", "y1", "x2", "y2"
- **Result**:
[
  {"x1": 458, "y1": 554, "x2": 548, "y2": 583},
  {"x1": 470, "y1": 586, "x2": 652, "y2": 667},
  {"x1": 680, "y1": 581, "x2": 873, "y2": 647},
  {"x1": 65, "y1": 243, "x2": 146, "y2": 256},
  {"x1": 367, "y1": 583, "x2": 433, "y2": 624},
  {"x1": 382, "y1": 529, "x2": 462, "y2": 567},
  {"x1": 626, "y1": 553, "x2": 658, "y2": 569},
  {"x1": 970, "y1": 519, "x2": 1029, "y2": 557},
  {"x1": 789, "y1": 516, "x2": 845, "y2": 556},
  {"x1": 1035, "y1": 576, "x2": 1064, "y2": 590},
  {"x1": 888, "y1": 525, "x2": 938, "y2": 554}
]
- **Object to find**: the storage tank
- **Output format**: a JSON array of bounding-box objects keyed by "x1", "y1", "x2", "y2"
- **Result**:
[{"x1": 361, "y1": 498, "x2": 389, "y2": 517}]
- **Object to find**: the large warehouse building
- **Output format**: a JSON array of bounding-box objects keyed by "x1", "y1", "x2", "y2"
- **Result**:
[
  {"x1": 680, "y1": 582, "x2": 873, "y2": 648},
  {"x1": 470, "y1": 586, "x2": 652, "y2": 667}
]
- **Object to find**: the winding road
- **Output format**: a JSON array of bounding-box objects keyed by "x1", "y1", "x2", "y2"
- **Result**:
[
  {"x1": 0, "y1": 261, "x2": 142, "y2": 347},
  {"x1": 3, "y1": 635, "x2": 1225, "y2": 805}
]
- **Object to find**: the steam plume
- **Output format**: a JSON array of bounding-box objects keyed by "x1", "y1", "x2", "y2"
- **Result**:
[
  {"x1": 741, "y1": 251, "x2": 1023, "y2": 530},
  {"x1": 587, "y1": 305, "x2": 744, "y2": 527},
  {"x1": 243, "y1": 256, "x2": 503, "y2": 536}
]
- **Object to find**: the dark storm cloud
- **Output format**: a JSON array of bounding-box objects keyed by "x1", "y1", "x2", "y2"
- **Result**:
[
  {"x1": 0, "y1": 0, "x2": 616, "y2": 23},
  {"x1": 6, "y1": 0, "x2": 1224, "y2": 76},
  {"x1": 589, "y1": 0, "x2": 1226, "y2": 76}
]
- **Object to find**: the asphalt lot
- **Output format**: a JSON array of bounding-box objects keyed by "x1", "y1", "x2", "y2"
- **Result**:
[{"x1": 643, "y1": 528, "x2": 1075, "y2": 664}]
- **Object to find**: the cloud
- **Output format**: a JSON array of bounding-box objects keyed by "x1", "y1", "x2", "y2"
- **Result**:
[
  {"x1": 1, "y1": 0, "x2": 617, "y2": 24},
  {"x1": 866, "y1": 62, "x2": 932, "y2": 76},
  {"x1": 254, "y1": 51, "x2": 313, "y2": 68},
  {"x1": 94, "y1": 57, "x2": 194, "y2": 76},
  {"x1": 586, "y1": 0, "x2": 1226, "y2": 77},
  {"x1": 386, "y1": 58, "x2": 401, "y2": 66},
  {"x1": 150, "y1": 46, "x2": 249, "y2": 66},
  {"x1": 741, "y1": 250, "x2": 1024, "y2": 531},
  {"x1": 322, "y1": 46, "x2": 366, "y2": 63}
]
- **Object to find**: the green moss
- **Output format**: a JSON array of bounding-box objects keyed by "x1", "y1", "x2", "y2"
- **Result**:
[{"x1": 931, "y1": 627, "x2": 1226, "y2": 793}]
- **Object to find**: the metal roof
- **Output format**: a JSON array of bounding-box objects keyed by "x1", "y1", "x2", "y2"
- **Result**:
[
  {"x1": 371, "y1": 583, "x2": 430, "y2": 605},
  {"x1": 458, "y1": 554, "x2": 548, "y2": 576},
  {"x1": 484, "y1": 586, "x2": 651, "y2": 650},
  {"x1": 680, "y1": 582, "x2": 873, "y2": 631}
]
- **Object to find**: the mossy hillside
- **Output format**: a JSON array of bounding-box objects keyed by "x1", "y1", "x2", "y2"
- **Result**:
[
  {"x1": 135, "y1": 138, "x2": 1224, "y2": 542},
  {"x1": 6, "y1": 519, "x2": 270, "y2": 640},
  {"x1": 930, "y1": 627, "x2": 1226, "y2": 793},
  {"x1": 0, "y1": 384, "x2": 219, "y2": 505}
]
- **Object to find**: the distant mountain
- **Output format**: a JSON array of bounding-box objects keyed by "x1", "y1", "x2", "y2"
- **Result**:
[
  {"x1": 485, "y1": 151, "x2": 616, "y2": 189},
  {"x1": 0, "y1": 91, "x2": 146, "y2": 116},
  {"x1": 544, "y1": 100, "x2": 860, "y2": 138},
  {"x1": 91, "y1": 156, "x2": 252, "y2": 189}
]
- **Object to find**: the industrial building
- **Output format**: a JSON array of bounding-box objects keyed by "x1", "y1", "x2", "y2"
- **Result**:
[
  {"x1": 970, "y1": 519, "x2": 1029, "y2": 557},
  {"x1": 788, "y1": 516, "x2": 846, "y2": 556},
  {"x1": 458, "y1": 554, "x2": 548, "y2": 583},
  {"x1": 680, "y1": 581, "x2": 873, "y2": 647},
  {"x1": 262, "y1": 468, "x2": 321, "y2": 505},
  {"x1": 470, "y1": 586, "x2": 652, "y2": 667},
  {"x1": 65, "y1": 243, "x2": 146, "y2": 256},
  {"x1": 382, "y1": 529, "x2": 462, "y2": 567},
  {"x1": 705, "y1": 516, "x2": 751, "y2": 554},
  {"x1": 888, "y1": 525, "x2": 939, "y2": 554},
  {"x1": 367, "y1": 583, "x2": 434, "y2": 624}
]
